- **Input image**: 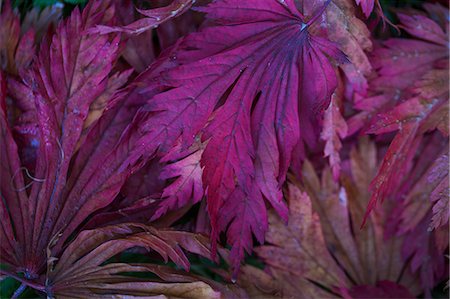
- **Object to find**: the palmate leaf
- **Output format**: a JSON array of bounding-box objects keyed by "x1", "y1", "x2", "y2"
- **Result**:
[
  {"x1": 152, "y1": 141, "x2": 205, "y2": 221},
  {"x1": 317, "y1": 0, "x2": 374, "y2": 180},
  {"x1": 358, "y1": 4, "x2": 449, "y2": 220},
  {"x1": 123, "y1": 0, "x2": 346, "y2": 276},
  {"x1": 237, "y1": 138, "x2": 421, "y2": 298},
  {"x1": 1, "y1": 2, "x2": 231, "y2": 296},
  {"x1": 354, "y1": 0, "x2": 377, "y2": 17},
  {"x1": 327, "y1": 0, "x2": 373, "y2": 95},
  {"x1": 0, "y1": 1, "x2": 35, "y2": 75},
  {"x1": 71, "y1": 42, "x2": 186, "y2": 229},
  {"x1": 347, "y1": 6, "x2": 449, "y2": 292},
  {"x1": 320, "y1": 76, "x2": 347, "y2": 180},
  {"x1": 347, "y1": 4, "x2": 449, "y2": 136},
  {"x1": 21, "y1": 0, "x2": 120, "y2": 272},
  {"x1": 44, "y1": 224, "x2": 221, "y2": 298},
  {"x1": 1, "y1": 0, "x2": 136, "y2": 283},
  {"x1": 90, "y1": 0, "x2": 196, "y2": 35}
]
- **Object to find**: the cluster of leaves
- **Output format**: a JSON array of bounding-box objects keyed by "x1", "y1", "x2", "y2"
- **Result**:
[{"x1": 0, "y1": 0, "x2": 448, "y2": 298}]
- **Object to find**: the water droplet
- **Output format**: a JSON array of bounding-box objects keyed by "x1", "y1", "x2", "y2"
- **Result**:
[
  {"x1": 338, "y1": 187, "x2": 347, "y2": 205},
  {"x1": 31, "y1": 138, "x2": 39, "y2": 147},
  {"x1": 300, "y1": 23, "x2": 308, "y2": 31}
]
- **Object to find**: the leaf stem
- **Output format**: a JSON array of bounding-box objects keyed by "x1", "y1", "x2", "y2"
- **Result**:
[
  {"x1": 0, "y1": 269, "x2": 46, "y2": 292},
  {"x1": 12, "y1": 283, "x2": 26, "y2": 299}
]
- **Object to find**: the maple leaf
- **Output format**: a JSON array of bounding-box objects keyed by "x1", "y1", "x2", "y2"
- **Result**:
[
  {"x1": 1, "y1": 3, "x2": 231, "y2": 295},
  {"x1": 320, "y1": 76, "x2": 347, "y2": 180},
  {"x1": 355, "y1": 0, "x2": 376, "y2": 17},
  {"x1": 400, "y1": 214, "x2": 448, "y2": 297},
  {"x1": 344, "y1": 6, "x2": 450, "y2": 286},
  {"x1": 398, "y1": 147, "x2": 449, "y2": 233},
  {"x1": 382, "y1": 133, "x2": 449, "y2": 294},
  {"x1": 3, "y1": 221, "x2": 223, "y2": 297},
  {"x1": 364, "y1": 96, "x2": 448, "y2": 216},
  {"x1": 327, "y1": 0, "x2": 373, "y2": 95},
  {"x1": 107, "y1": 0, "x2": 156, "y2": 73},
  {"x1": 0, "y1": 1, "x2": 35, "y2": 75},
  {"x1": 0, "y1": 0, "x2": 149, "y2": 285},
  {"x1": 68, "y1": 43, "x2": 185, "y2": 229},
  {"x1": 44, "y1": 224, "x2": 221, "y2": 298},
  {"x1": 95, "y1": 0, "x2": 204, "y2": 73},
  {"x1": 347, "y1": 4, "x2": 448, "y2": 136},
  {"x1": 345, "y1": 4, "x2": 449, "y2": 221},
  {"x1": 91, "y1": 0, "x2": 195, "y2": 35},
  {"x1": 237, "y1": 138, "x2": 422, "y2": 298},
  {"x1": 21, "y1": 3, "x2": 63, "y2": 42},
  {"x1": 312, "y1": 0, "x2": 374, "y2": 178},
  {"x1": 154, "y1": 0, "x2": 206, "y2": 50},
  {"x1": 122, "y1": 0, "x2": 346, "y2": 276},
  {"x1": 152, "y1": 141, "x2": 205, "y2": 221},
  {"x1": 346, "y1": 280, "x2": 414, "y2": 299}
]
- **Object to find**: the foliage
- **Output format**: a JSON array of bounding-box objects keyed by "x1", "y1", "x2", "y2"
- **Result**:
[{"x1": 0, "y1": 0, "x2": 448, "y2": 298}]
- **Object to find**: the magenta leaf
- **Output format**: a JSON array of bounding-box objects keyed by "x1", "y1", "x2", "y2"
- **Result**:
[
  {"x1": 0, "y1": 0, "x2": 133, "y2": 278},
  {"x1": 124, "y1": 0, "x2": 346, "y2": 276},
  {"x1": 90, "y1": 0, "x2": 195, "y2": 35},
  {"x1": 353, "y1": 6, "x2": 449, "y2": 223},
  {"x1": 320, "y1": 83, "x2": 347, "y2": 180},
  {"x1": 152, "y1": 142, "x2": 205, "y2": 221},
  {"x1": 354, "y1": 0, "x2": 375, "y2": 18}
]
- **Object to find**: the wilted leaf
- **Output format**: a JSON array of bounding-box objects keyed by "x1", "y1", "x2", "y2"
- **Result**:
[
  {"x1": 327, "y1": 0, "x2": 373, "y2": 94},
  {"x1": 240, "y1": 139, "x2": 422, "y2": 298}
]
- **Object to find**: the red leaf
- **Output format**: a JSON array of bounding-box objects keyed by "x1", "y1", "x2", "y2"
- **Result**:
[
  {"x1": 0, "y1": 0, "x2": 142, "y2": 279},
  {"x1": 364, "y1": 97, "x2": 447, "y2": 221},
  {"x1": 355, "y1": 6, "x2": 449, "y2": 223},
  {"x1": 126, "y1": 0, "x2": 345, "y2": 275}
]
